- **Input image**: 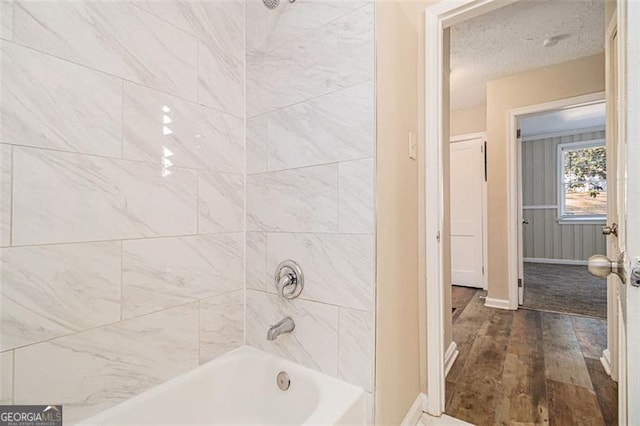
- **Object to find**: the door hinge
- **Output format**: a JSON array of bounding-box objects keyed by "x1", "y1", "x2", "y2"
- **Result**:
[
  {"x1": 517, "y1": 129, "x2": 521, "y2": 138},
  {"x1": 436, "y1": 231, "x2": 441, "y2": 242},
  {"x1": 482, "y1": 266, "x2": 485, "y2": 275},
  {"x1": 518, "y1": 278, "x2": 523, "y2": 288},
  {"x1": 483, "y1": 141, "x2": 487, "y2": 182}
]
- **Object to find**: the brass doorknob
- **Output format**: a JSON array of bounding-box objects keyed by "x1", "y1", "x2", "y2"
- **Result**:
[{"x1": 587, "y1": 253, "x2": 626, "y2": 283}]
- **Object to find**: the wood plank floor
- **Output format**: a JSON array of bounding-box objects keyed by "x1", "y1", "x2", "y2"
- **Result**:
[{"x1": 445, "y1": 286, "x2": 617, "y2": 426}]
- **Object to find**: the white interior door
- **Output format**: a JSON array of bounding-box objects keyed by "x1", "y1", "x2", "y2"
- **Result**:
[
  {"x1": 516, "y1": 128, "x2": 524, "y2": 305},
  {"x1": 450, "y1": 136, "x2": 485, "y2": 288},
  {"x1": 590, "y1": 7, "x2": 639, "y2": 423},
  {"x1": 616, "y1": 3, "x2": 640, "y2": 421}
]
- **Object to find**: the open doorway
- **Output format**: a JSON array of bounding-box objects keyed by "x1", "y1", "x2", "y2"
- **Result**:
[
  {"x1": 436, "y1": 1, "x2": 619, "y2": 424},
  {"x1": 518, "y1": 101, "x2": 608, "y2": 318}
]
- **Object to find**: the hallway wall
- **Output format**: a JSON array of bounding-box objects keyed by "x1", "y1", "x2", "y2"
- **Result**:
[
  {"x1": 450, "y1": 104, "x2": 487, "y2": 137},
  {"x1": 375, "y1": 1, "x2": 424, "y2": 424},
  {"x1": 486, "y1": 53, "x2": 605, "y2": 302}
]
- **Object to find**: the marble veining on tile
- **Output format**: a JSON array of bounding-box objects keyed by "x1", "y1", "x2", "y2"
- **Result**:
[
  {"x1": 337, "y1": 4, "x2": 374, "y2": 88},
  {"x1": 133, "y1": 0, "x2": 244, "y2": 45},
  {"x1": 123, "y1": 82, "x2": 244, "y2": 173},
  {"x1": 246, "y1": 115, "x2": 268, "y2": 174},
  {"x1": 0, "y1": 351, "x2": 13, "y2": 404},
  {"x1": 199, "y1": 290, "x2": 244, "y2": 364},
  {"x1": 1, "y1": 42, "x2": 122, "y2": 157},
  {"x1": 247, "y1": 22, "x2": 338, "y2": 116},
  {"x1": 132, "y1": 0, "x2": 245, "y2": 116},
  {"x1": 1, "y1": 1, "x2": 13, "y2": 41},
  {"x1": 12, "y1": 147, "x2": 198, "y2": 245},
  {"x1": 261, "y1": 82, "x2": 374, "y2": 171},
  {"x1": 247, "y1": 164, "x2": 338, "y2": 232},
  {"x1": 13, "y1": 303, "x2": 199, "y2": 424},
  {"x1": 122, "y1": 234, "x2": 244, "y2": 318},
  {"x1": 246, "y1": 232, "x2": 268, "y2": 292},
  {"x1": 1, "y1": 242, "x2": 121, "y2": 351},
  {"x1": 246, "y1": 0, "x2": 368, "y2": 54},
  {"x1": 267, "y1": 233, "x2": 374, "y2": 310},
  {"x1": 246, "y1": 290, "x2": 338, "y2": 376},
  {"x1": 198, "y1": 172, "x2": 244, "y2": 233},
  {"x1": 13, "y1": 1, "x2": 198, "y2": 99},
  {"x1": 339, "y1": 159, "x2": 374, "y2": 234},
  {"x1": 198, "y1": 39, "x2": 244, "y2": 118},
  {"x1": 338, "y1": 308, "x2": 374, "y2": 391},
  {"x1": 0, "y1": 144, "x2": 11, "y2": 247}
]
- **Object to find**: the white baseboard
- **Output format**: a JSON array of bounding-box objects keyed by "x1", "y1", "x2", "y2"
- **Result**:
[
  {"x1": 400, "y1": 393, "x2": 427, "y2": 426},
  {"x1": 444, "y1": 342, "x2": 459, "y2": 378},
  {"x1": 524, "y1": 257, "x2": 588, "y2": 266},
  {"x1": 601, "y1": 349, "x2": 612, "y2": 377},
  {"x1": 484, "y1": 297, "x2": 512, "y2": 310}
]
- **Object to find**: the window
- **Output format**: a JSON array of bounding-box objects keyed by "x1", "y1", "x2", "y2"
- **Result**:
[{"x1": 558, "y1": 140, "x2": 607, "y2": 221}]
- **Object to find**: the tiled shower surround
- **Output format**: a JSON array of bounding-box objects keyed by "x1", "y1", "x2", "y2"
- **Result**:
[
  {"x1": 245, "y1": 0, "x2": 376, "y2": 407},
  {"x1": 0, "y1": 0, "x2": 375, "y2": 423}
]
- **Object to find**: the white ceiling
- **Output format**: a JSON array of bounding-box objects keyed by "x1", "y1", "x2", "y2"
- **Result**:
[
  {"x1": 518, "y1": 102, "x2": 605, "y2": 136},
  {"x1": 450, "y1": 0, "x2": 605, "y2": 111},
  {"x1": 519, "y1": 101, "x2": 605, "y2": 137}
]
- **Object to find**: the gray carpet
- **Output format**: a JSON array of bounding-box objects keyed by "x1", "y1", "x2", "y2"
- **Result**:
[{"x1": 522, "y1": 262, "x2": 607, "y2": 318}]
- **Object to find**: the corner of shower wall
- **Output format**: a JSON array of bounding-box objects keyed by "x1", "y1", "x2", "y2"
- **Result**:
[{"x1": 243, "y1": 0, "x2": 377, "y2": 422}]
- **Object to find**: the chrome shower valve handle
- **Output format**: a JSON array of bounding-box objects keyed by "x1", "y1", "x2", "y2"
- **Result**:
[{"x1": 275, "y1": 260, "x2": 304, "y2": 299}]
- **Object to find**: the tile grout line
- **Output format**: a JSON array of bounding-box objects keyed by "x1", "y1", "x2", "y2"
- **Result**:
[
  {"x1": 4, "y1": 39, "x2": 244, "y2": 121},
  {"x1": 11, "y1": 350, "x2": 15, "y2": 404},
  {"x1": 0, "y1": 142, "x2": 245, "y2": 175},
  {"x1": 1, "y1": 140, "x2": 374, "y2": 179},
  {"x1": 247, "y1": 76, "x2": 374, "y2": 121},
  {"x1": 336, "y1": 307, "x2": 341, "y2": 380},
  {"x1": 257, "y1": 2, "x2": 371, "y2": 56},
  {"x1": 6, "y1": 230, "x2": 372, "y2": 250},
  {"x1": 247, "y1": 156, "x2": 375, "y2": 177},
  {"x1": 3, "y1": 290, "x2": 242, "y2": 354},
  {"x1": 243, "y1": 0, "x2": 248, "y2": 349},
  {"x1": 6, "y1": 231, "x2": 247, "y2": 249},
  {"x1": 248, "y1": 287, "x2": 373, "y2": 314},
  {"x1": 120, "y1": 240, "x2": 124, "y2": 321},
  {"x1": 9, "y1": 144, "x2": 14, "y2": 246},
  {"x1": 196, "y1": 170, "x2": 201, "y2": 234},
  {"x1": 197, "y1": 299, "x2": 201, "y2": 365},
  {"x1": 336, "y1": 162, "x2": 341, "y2": 233},
  {"x1": 120, "y1": 80, "x2": 125, "y2": 159}
]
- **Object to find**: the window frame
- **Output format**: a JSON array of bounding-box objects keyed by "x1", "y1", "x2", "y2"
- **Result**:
[{"x1": 557, "y1": 138, "x2": 607, "y2": 223}]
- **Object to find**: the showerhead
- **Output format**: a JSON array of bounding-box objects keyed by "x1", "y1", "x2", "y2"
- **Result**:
[
  {"x1": 263, "y1": 0, "x2": 279, "y2": 9},
  {"x1": 262, "y1": 0, "x2": 295, "y2": 9}
]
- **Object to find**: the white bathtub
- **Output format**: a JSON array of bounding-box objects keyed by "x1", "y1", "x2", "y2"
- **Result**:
[{"x1": 79, "y1": 346, "x2": 366, "y2": 425}]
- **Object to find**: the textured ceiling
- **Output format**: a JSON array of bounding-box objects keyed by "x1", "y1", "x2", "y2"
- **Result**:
[{"x1": 450, "y1": 0, "x2": 605, "y2": 110}]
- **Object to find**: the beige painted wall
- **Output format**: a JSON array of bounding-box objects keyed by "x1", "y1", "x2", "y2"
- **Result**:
[
  {"x1": 450, "y1": 104, "x2": 487, "y2": 137},
  {"x1": 375, "y1": 1, "x2": 430, "y2": 423},
  {"x1": 486, "y1": 53, "x2": 605, "y2": 301}
]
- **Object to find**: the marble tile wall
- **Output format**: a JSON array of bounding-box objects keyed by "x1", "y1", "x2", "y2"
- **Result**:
[
  {"x1": 244, "y1": 0, "x2": 376, "y2": 417},
  {"x1": 0, "y1": 1, "x2": 245, "y2": 421}
]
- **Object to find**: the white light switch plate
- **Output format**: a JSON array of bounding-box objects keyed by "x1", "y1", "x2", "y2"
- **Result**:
[{"x1": 409, "y1": 131, "x2": 417, "y2": 160}]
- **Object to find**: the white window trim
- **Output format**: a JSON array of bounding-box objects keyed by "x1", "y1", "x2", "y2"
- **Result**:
[{"x1": 557, "y1": 138, "x2": 606, "y2": 222}]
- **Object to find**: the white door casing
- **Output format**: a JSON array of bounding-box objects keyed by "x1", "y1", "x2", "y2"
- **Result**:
[
  {"x1": 516, "y1": 128, "x2": 524, "y2": 305},
  {"x1": 424, "y1": 0, "x2": 639, "y2": 419},
  {"x1": 615, "y1": 1, "x2": 639, "y2": 422},
  {"x1": 424, "y1": 0, "x2": 518, "y2": 415},
  {"x1": 450, "y1": 135, "x2": 486, "y2": 288}
]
